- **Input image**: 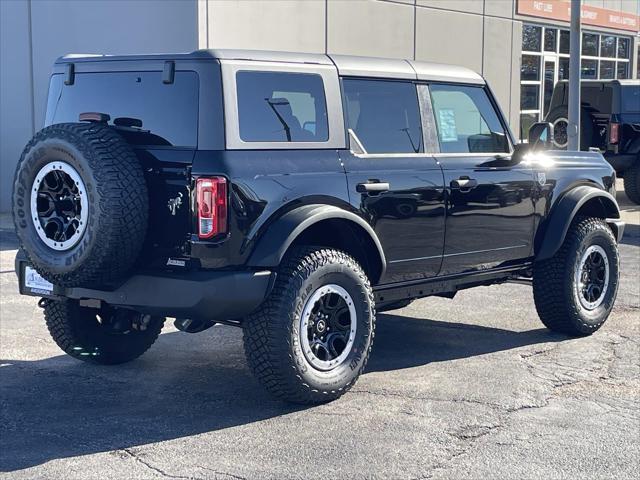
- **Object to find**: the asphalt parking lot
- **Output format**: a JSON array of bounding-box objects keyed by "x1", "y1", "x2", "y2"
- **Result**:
[{"x1": 1, "y1": 181, "x2": 638, "y2": 480}]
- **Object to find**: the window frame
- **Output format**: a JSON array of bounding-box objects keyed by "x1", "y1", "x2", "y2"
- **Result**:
[
  {"x1": 341, "y1": 76, "x2": 428, "y2": 157},
  {"x1": 343, "y1": 78, "x2": 514, "y2": 158},
  {"x1": 221, "y1": 60, "x2": 345, "y2": 150},
  {"x1": 427, "y1": 82, "x2": 514, "y2": 156}
]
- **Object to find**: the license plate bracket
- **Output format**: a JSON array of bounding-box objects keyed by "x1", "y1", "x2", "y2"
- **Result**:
[{"x1": 21, "y1": 264, "x2": 55, "y2": 297}]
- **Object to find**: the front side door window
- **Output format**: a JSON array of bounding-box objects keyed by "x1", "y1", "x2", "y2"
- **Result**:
[{"x1": 430, "y1": 84, "x2": 510, "y2": 154}]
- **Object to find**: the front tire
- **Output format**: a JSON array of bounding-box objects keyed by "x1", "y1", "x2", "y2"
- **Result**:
[
  {"x1": 533, "y1": 217, "x2": 619, "y2": 336},
  {"x1": 243, "y1": 247, "x2": 375, "y2": 404},
  {"x1": 44, "y1": 299, "x2": 164, "y2": 365},
  {"x1": 623, "y1": 162, "x2": 640, "y2": 205}
]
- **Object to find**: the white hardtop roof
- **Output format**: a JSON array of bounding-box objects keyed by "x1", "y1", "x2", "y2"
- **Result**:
[{"x1": 59, "y1": 49, "x2": 485, "y2": 85}]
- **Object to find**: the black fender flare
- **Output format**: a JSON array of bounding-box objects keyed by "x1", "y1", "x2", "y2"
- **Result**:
[
  {"x1": 536, "y1": 186, "x2": 622, "y2": 261},
  {"x1": 247, "y1": 204, "x2": 386, "y2": 277}
]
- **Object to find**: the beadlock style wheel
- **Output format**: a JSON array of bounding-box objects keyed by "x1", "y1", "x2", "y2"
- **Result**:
[
  {"x1": 574, "y1": 245, "x2": 610, "y2": 311},
  {"x1": 300, "y1": 284, "x2": 357, "y2": 371},
  {"x1": 533, "y1": 217, "x2": 619, "y2": 337},
  {"x1": 243, "y1": 247, "x2": 375, "y2": 403},
  {"x1": 552, "y1": 117, "x2": 569, "y2": 149},
  {"x1": 30, "y1": 161, "x2": 88, "y2": 251},
  {"x1": 12, "y1": 122, "x2": 149, "y2": 287}
]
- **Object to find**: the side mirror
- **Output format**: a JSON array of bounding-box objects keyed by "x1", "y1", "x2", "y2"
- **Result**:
[{"x1": 528, "y1": 122, "x2": 553, "y2": 150}]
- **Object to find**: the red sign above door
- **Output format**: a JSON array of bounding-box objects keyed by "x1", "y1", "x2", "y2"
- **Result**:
[{"x1": 517, "y1": 0, "x2": 639, "y2": 33}]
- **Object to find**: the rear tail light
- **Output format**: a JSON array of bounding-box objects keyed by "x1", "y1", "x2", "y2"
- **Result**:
[
  {"x1": 610, "y1": 123, "x2": 620, "y2": 144},
  {"x1": 196, "y1": 177, "x2": 227, "y2": 239}
]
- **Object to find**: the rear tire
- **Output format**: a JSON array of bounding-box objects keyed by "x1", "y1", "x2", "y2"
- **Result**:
[
  {"x1": 533, "y1": 217, "x2": 619, "y2": 336},
  {"x1": 623, "y1": 162, "x2": 640, "y2": 205},
  {"x1": 44, "y1": 299, "x2": 164, "y2": 365},
  {"x1": 243, "y1": 247, "x2": 375, "y2": 404}
]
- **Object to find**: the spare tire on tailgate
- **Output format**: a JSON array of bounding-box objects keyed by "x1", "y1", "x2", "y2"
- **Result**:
[{"x1": 12, "y1": 122, "x2": 148, "y2": 288}]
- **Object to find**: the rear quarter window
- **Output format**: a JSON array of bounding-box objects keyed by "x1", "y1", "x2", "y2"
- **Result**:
[
  {"x1": 46, "y1": 71, "x2": 199, "y2": 147},
  {"x1": 236, "y1": 71, "x2": 329, "y2": 143}
]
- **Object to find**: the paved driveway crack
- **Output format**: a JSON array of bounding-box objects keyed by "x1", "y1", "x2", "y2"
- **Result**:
[{"x1": 121, "y1": 448, "x2": 204, "y2": 480}]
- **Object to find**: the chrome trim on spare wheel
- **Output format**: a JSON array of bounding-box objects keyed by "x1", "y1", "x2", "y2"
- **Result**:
[
  {"x1": 300, "y1": 284, "x2": 357, "y2": 371},
  {"x1": 30, "y1": 161, "x2": 88, "y2": 251},
  {"x1": 574, "y1": 245, "x2": 610, "y2": 311}
]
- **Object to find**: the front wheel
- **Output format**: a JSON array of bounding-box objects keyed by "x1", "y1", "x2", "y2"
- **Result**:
[
  {"x1": 533, "y1": 217, "x2": 619, "y2": 336},
  {"x1": 243, "y1": 247, "x2": 375, "y2": 404}
]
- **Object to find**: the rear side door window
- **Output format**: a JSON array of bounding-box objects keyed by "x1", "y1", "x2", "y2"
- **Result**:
[
  {"x1": 236, "y1": 71, "x2": 328, "y2": 142},
  {"x1": 429, "y1": 84, "x2": 509, "y2": 154},
  {"x1": 342, "y1": 79, "x2": 423, "y2": 154}
]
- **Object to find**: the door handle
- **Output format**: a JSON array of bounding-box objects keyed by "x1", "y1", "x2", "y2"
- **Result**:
[
  {"x1": 356, "y1": 181, "x2": 390, "y2": 194},
  {"x1": 450, "y1": 177, "x2": 478, "y2": 190}
]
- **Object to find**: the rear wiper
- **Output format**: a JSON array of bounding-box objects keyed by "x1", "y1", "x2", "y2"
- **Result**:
[{"x1": 265, "y1": 98, "x2": 292, "y2": 142}]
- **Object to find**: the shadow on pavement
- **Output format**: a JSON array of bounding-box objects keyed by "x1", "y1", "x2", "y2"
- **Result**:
[
  {"x1": 368, "y1": 314, "x2": 563, "y2": 372},
  {"x1": 0, "y1": 314, "x2": 566, "y2": 472},
  {"x1": 620, "y1": 223, "x2": 639, "y2": 247},
  {"x1": 0, "y1": 229, "x2": 18, "y2": 252}
]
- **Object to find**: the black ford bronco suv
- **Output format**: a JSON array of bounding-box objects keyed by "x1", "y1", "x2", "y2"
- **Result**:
[
  {"x1": 545, "y1": 79, "x2": 640, "y2": 204},
  {"x1": 13, "y1": 50, "x2": 624, "y2": 404}
]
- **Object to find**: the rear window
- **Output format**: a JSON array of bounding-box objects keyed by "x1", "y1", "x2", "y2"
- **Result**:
[
  {"x1": 236, "y1": 71, "x2": 328, "y2": 143},
  {"x1": 621, "y1": 86, "x2": 640, "y2": 113},
  {"x1": 580, "y1": 85, "x2": 613, "y2": 114},
  {"x1": 46, "y1": 71, "x2": 199, "y2": 147}
]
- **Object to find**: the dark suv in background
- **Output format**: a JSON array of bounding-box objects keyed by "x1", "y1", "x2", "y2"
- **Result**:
[
  {"x1": 545, "y1": 80, "x2": 640, "y2": 203},
  {"x1": 13, "y1": 50, "x2": 623, "y2": 403}
]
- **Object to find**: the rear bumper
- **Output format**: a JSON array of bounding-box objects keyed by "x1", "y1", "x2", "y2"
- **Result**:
[{"x1": 15, "y1": 252, "x2": 275, "y2": 321}]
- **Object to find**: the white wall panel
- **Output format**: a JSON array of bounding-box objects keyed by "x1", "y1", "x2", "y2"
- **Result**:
[{"x1": 1, "y1": 0, "x2": 34, "y2": 212}]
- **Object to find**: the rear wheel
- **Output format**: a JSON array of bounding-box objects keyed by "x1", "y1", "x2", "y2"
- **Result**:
[
  {"x1": 243, "y1": 247, "x2": 375, "y2": 404},
  {"x1": 44, "y1": 299, "x2": 164, "y2": 365},
  {"x1": 533, "y1": 217, "x2": 619, "y2": 336},
  {"x1": 623, "y1": 162, "x2": 640, "y2": 205}
]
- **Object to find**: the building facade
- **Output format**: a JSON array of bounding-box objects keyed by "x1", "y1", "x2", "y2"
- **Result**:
[{"x1": 1, "y1": 0, "x2": 639, "y2": 211}]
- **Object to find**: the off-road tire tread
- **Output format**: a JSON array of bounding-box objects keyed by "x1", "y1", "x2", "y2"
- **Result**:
[
  {"x1": 243, "y1": 246, "x2": 375, "y2": 404},
  {"x1": 623, "y1": 162, "x2": 640, "y2": 205},
  {"x1": 533, "y1": 216, "x2": 617, "y2": 336},
  {"x1": 44, "y1": 299, "x2": 164, "y2": 365},
  {"x1": 13, "y1": 122, "x2": 148, "y2": 287}
]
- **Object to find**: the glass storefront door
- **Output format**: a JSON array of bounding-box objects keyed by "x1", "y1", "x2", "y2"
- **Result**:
[
  {"x1": 542, "y1": 56, "x2": 557, "y2": 118},
  {"x1": 519, "y1": 24, "x2": 633, "y2": 141}
]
